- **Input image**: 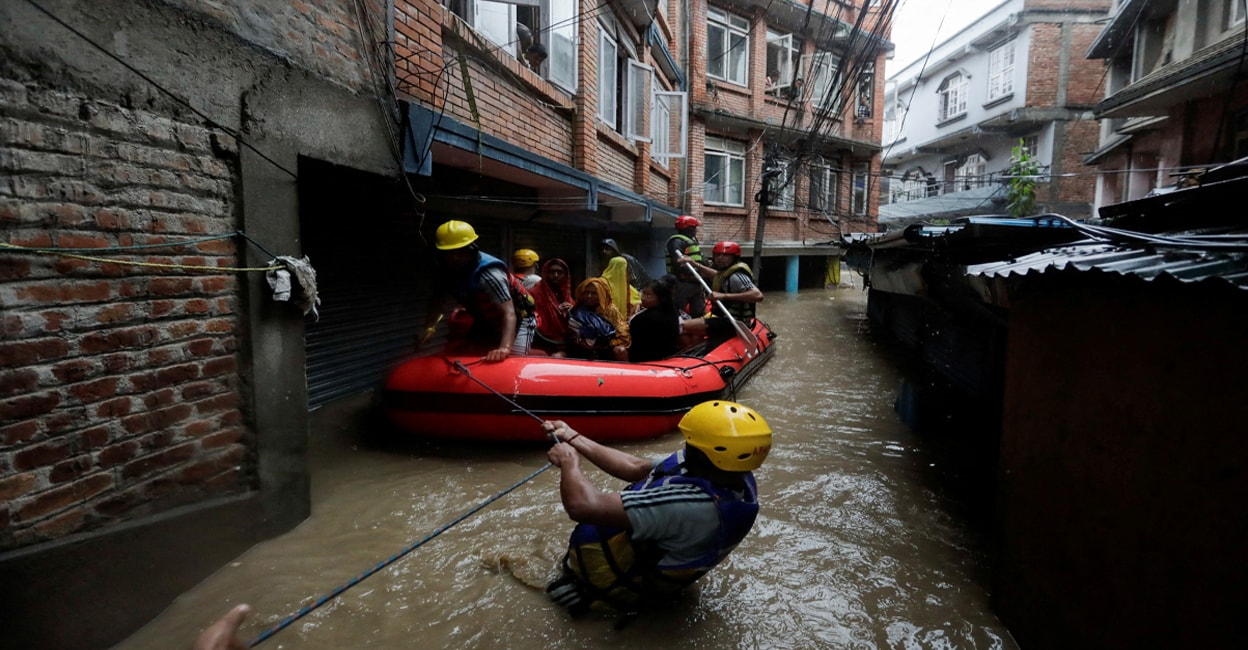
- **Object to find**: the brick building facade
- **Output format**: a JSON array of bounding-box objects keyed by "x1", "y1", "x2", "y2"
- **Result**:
[
  {"x1": 2, "y1": 0, "x2": 893, "y2": 645},
  {"x1": 1, "y1": 0, "x2": 399, "y2": 646}
]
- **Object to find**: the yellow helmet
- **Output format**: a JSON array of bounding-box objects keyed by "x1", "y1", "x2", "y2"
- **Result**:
[
  {"x1": 512, "y1": 248, "x2": 539, "y2": 268},
  {"x1": 678, "y1": 400, "x2": 772, "y2": 472},
  {"x1": 436, "y1": 220, "x2": 479, "y2": 250}
]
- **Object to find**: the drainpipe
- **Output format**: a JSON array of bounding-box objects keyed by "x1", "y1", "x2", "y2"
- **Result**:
[{"x1": 679, "y1": 0, "x2": 691, "y2": 213}]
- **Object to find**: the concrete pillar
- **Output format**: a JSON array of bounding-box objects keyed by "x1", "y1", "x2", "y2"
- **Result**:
[{"x1": 786, "y1": 255, "x2": 799, "y2": 293}]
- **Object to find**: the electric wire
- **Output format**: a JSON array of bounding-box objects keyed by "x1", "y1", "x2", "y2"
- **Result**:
[{"x1": 19, "y1": 0, "x2": 297, "y2": 180}]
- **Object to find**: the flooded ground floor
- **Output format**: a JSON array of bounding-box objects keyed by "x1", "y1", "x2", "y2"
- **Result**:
[{"x1": 117, "y1": 286, "x2": 1016, "y2": 649}]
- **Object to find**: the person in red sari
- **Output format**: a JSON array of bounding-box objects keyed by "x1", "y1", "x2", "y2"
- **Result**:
[{"x1": 530, "y1": 258, "x2": 575, "y2": 357}]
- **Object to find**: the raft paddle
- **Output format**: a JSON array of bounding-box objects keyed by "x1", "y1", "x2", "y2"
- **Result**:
[{"x1": 683, "y1": 261, "x2": 759, "y2": 358}]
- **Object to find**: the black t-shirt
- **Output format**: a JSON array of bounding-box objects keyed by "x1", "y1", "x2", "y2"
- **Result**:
[{"x1": 628, "y1": 307, "x2": 680, "y2": 362}]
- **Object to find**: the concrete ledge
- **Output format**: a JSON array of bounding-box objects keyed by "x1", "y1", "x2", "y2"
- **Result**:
[{"x1": 0, "y1": 494, "x2": 268, "y2": 650}]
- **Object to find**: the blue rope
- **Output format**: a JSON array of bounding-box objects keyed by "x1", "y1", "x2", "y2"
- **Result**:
[
  {"x1": 247, "y1": 461, "x2": 554, "y2": 647},
  {"x1": 248, "y1": 361, "x2": 562, "y2": 646}
]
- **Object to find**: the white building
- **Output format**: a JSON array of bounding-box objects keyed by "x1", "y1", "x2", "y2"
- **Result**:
[{"x1": 881, "y1": 0, "x2": 1110, "y2": 226}]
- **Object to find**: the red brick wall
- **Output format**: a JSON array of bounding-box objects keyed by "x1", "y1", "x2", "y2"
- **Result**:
[
  {"x1": 1026, "y1": 24, "x2": 1062, "y2": 108},
  {"x1": 394, "y1": 0, "x2": 448, "y2": 107},
  {"x1": 0, "y1": 81, "x2": 249, "y2": 551},
  {"x1": 433, "y1": 15, "x2": 577, "y2": 167},
  {"x1": 597, "y1": 130, "x2": 639, "y2": 190},
  {"x1": 686, "y1": 1, "x2": 888, "y2": 238},
  {"x1": 1066, "y1": 24, "x2": 1108, "y2": 107}
]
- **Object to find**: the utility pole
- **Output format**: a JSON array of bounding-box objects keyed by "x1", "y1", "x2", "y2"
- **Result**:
[{"x1": 753, "y1": 164, "x2": 781, "y2": 279}]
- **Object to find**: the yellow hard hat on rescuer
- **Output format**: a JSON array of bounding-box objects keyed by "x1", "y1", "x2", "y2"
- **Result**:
[
  {"x1": 436, "y1": 220, "x2": 479, "y2": 250},
  {"x1": 678, "y1": 400, "x2": 772, "y2": 472}
]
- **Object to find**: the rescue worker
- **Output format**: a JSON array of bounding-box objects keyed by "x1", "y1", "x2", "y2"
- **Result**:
[
  {"x1": 677, "y1": 240, "x2": 763, "y2": 341},
  {"x1": 665, "y1": 215, "x2": 707, "y2": 317},
  {"x1": 512, "y1": 248, "x2": 541, "y2": 290},
  {"x1": 543, "y1": 400, "x2": 772, "y2": 615},
  {"x1": 423, "y1": 220, "x2": 536, "y2": 362}
]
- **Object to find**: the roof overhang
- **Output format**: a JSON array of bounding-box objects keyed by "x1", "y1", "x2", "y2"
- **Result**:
[
  {"x1": 401, "y1": 101, "x2": 680, "y2": 228},
  {"x1": 1093, "y1": 27, "x2": 1247, "y2": 118},
  {"x1": 694, "y1": 105, "x2": 882, "y2": 154}
]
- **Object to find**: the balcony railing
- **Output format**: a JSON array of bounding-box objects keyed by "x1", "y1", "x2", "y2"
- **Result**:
[{"x1": 887, "y1": 171, "x2": 1016, "y2": 204}]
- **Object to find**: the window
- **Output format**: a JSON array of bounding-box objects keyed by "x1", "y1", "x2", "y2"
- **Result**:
[
  {"x1": 1132, "y1": 14, "x2": 1173, "y2": 82},
  {"x1": 704, "y1": 136, "x2": 746, "y2": 206},
  {"x1": 769, "y1": 158, "x2": 794, "y2": 211},
  {"x1": 651, "y1": 89, "x2": 688, "y2": 161},
  {"x1": 1229, "y1": 0, "x2": 1245, "y2": 29},
  {"x1": 1021, "y1": 135, "x2": 1039, "y2": 158},
  {"x1": 938, "y1": 72, "x2": 967, "y2": 121},
  {"x1": 447, "y1": 0, "x2": 579, "y2": 91},
  {"x1": 988, "y1": 42, "x2": 1014, "y2": 100},
  {"x1": 956, "y1": 153, "x2": 986, "y2": 190},
  {"x1": 809, "y1": 163, "x2": 839, "y2": 213},
  {"x1": 652, "y1": 81, "x2": 670, "y2": 168},
  {"x1": 598, "y1": 27, "x2": 619, "y2": 128},
  {"x1": 803, "y1": 52, "x2": 843, "y2": 111},
  {"x1": 625, "y1": 60, "x2": 652, "y2": 142},
  {"x1": 707, "y1": 8, "x2": 749, "y2": 86},
  {"x1": 851, "y1": 163, "x2": 869, "y2": 215},
  {"x1": 765, "y1": 30, "x2": 798, "y2": 94},
  {"x1": 856, "y1": 64, "x2": 874, "y2": 118},
  {"x1": 547, "y1": 0, "x2": 578, "y2": 90}
]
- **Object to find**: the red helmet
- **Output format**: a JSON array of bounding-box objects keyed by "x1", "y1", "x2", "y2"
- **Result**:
[
  {"x1": 713, "y1": 241, "x2": 741, "y2": 256},
  {"x1": 675, "y1": 215, "x2": 701, "y2": 230}
]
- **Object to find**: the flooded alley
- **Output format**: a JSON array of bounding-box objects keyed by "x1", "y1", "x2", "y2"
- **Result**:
[{"x1": 116, "y1": 286, "x2": 1016, "y2": 649}]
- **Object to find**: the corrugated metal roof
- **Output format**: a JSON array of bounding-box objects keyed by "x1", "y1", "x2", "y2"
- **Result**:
[{"x1": 967, "y1": 241, "x2": 1248, "y2": 290}]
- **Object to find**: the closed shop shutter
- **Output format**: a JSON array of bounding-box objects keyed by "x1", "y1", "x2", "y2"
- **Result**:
[{"x1": 304, "y1": 199, "x2": 597, "y2": 408}]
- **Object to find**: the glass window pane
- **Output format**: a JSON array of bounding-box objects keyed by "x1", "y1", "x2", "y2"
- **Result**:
[
  {"x1": 727, "y1": 157, "x2": 744, "y2": 205},
  {"x1": 704, "y1": 155, "x2": 725, "y2": 203},
  {"x1": 707, "y1": 25, "x2": 725, "y2": 78},
  {"x1": 728, "y1": 32, "x2": 749, "y2": 84}
]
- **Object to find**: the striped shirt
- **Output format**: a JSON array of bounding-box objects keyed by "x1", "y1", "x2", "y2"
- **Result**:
[{"x1": 622, "y1": 480, "x2": 720, "y2": 567}]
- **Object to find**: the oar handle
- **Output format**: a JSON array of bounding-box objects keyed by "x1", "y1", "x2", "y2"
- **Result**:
[{"x1": 682, "y1": 262, "x2": 758, "y2": 357}]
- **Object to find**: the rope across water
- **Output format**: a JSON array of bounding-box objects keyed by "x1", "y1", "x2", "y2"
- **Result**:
[{"x1": 248, "y1": 360, "x2": 558, "y2": 646}]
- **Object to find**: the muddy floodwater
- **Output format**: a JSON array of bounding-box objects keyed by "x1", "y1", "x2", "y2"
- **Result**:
[{"x1": 117, "y1": 286, "x2": 1017, "y2": 649}]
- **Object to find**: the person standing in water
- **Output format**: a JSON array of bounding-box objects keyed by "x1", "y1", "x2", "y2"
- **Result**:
[{"x1": 543, "y1": 400, "x2": 772, "y2": 615}]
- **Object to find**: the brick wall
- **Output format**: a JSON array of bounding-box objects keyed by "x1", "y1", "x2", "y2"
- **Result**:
[
  {"x1": 0, "y1": 80, "x2": 248, "y2": 551},
  {"x1": 163, "y1": 0, "x2": 386, "y2": 94},
  {"x1": 596, "y1": 130, "x2": 638, "y2": 190},
  {"x1": 1026, "y1": 24, "x2": 1062, "y2": 108},
  {"x1": 395, "y1": 0, "x2": 448, "y2": 107},
  {"x1": 1066, "y1": 23, "x2": 1108, "y2": 107}
]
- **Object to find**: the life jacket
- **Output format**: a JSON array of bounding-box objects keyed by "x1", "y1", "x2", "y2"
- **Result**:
[
  {"x1": 451, "y1": 252, "x2": 535, "y2": 342},
  {"x1": 665, "y1": 233, "x2": 702, "y2": 274},
  {"x1": 710, "y1": 262, "x2": 756, "y2": 322},
  {"x1": 562, "y1": 451, "x2": 759, "y2": 611}
]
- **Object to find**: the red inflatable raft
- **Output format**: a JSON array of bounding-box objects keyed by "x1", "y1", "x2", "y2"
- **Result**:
[{"x1": 382, "y1": 319, "x2": 777, "y2": 442}]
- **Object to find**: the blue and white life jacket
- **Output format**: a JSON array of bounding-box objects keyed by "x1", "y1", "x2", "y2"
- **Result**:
[{"x1": 561, "y1": 451, "x2": 759, "y2": 610}]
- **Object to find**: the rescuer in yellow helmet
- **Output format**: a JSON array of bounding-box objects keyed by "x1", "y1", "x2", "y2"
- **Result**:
[
  {"x1": 422, "y1": 220, "x2": 536, "y2": 362},
  {"x1": 511, "y1": 248, "x2": 541, "y2": 291},
  {"x1": 542, "y1": 400, "x2": 771, "y2": 615}
]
